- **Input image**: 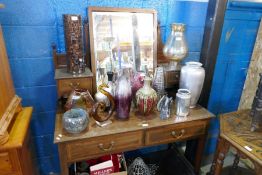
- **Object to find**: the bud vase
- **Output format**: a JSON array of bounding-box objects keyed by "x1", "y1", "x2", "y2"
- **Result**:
[{"x1": 136, "y1": 77, "x2": 157, "y2": 116}]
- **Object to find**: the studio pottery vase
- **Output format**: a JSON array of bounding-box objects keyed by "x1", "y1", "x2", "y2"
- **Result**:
[
  {"x1": 179, "y1": 62, "x2": 205, "y2": 108},
  {"x1": 136, "y1": 77, "x2": 157, "y2": 115}
]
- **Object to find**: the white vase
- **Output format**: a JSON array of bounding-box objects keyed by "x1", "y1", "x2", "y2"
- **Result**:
[{"x1": 179, "y1": 62, "x2": 205, "y2": 108}]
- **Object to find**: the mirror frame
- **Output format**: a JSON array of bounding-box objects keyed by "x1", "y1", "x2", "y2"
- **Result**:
[{"x1": 88, "y1": 6, "x2": 157, "y2": 94}]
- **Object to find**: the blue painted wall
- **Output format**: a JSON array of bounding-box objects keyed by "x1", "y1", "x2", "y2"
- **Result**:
[
  {"x1": 206, "y1": 1, "x2": 262, "y2": 154},
  {"x1": 0, "y1": 0, "x2": 208, "y2": 174}
]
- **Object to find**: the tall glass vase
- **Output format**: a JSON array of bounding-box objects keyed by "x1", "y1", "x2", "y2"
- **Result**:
[
  {"x1": 163, "y1": 23, "x2": 188, "y2": 71},
  {"x1": 115, "y1": 68, "x2": 132, "y2": 120}
]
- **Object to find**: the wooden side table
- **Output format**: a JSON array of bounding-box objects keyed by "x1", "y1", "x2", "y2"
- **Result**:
[
  {"x1": 209, "y1": 110, "x2": 262, "y2": 175},
  {"x1": 54, "y1": 106, "x2": 214, "y2": 175}
]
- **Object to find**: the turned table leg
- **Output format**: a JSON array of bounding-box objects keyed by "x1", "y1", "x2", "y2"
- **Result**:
[
  {"x1": 58, "y1": 144, "x2": 69, "y2": 175},
  {"x1": 208, "y1": 137, "x2": 230, "y2": 175},
  {"x1": 194, "y1": 134, "x2": 207, "y2": 175}
]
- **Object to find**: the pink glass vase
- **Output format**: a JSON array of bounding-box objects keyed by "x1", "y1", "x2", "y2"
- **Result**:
[
  {"x1": 115, "y1": 68, "x2": 132, "y2": 120},
  {"x1": 131, "y1": 71, "x2": 145, "y2": 105}
]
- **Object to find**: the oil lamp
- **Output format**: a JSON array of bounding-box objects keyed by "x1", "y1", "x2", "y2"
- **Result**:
[
  {"x1": 163, "y1": 23, "x2": 188, "y2": 70},
  {"x1": 162, "y1": 23, "x2": 188, "y2": 91}
]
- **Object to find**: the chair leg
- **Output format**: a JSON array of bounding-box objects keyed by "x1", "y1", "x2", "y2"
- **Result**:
[
  {"x1": 232, "y1": 154, "x2": 240, "y2": 169},
  {"x1": 207, "y1": 137, "x2": 230, "y2": 175}
]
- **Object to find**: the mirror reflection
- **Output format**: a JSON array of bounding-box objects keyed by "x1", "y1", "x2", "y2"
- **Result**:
[{"x1": 91, "y1": 11, "x2": 155, "y2": 87}]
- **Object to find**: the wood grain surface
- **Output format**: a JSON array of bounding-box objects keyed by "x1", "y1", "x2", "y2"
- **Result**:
[
  {"x1": 220, "y1": 110, "x2": 262, "y2": 166},
  {"x1": 0, "y1": 26, "x2": 15, "y2": 119},
  {"x1": 54, "y1": 105, "x2": 214, "y2": 143}
]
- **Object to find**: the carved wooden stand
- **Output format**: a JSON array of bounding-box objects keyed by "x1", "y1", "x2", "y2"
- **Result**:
[{"x1": 208, "y1": 110, "x2": 262, "y2": 175}]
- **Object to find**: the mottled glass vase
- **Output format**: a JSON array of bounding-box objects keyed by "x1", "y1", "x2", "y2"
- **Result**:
[{"x1": 115, "y1": 68, "x2": 132, "y2": 120}]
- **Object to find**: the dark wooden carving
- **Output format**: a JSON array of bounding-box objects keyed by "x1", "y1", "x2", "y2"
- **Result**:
[{"x1": 250, "y1": 73, "x2": 262, "y2": 131}]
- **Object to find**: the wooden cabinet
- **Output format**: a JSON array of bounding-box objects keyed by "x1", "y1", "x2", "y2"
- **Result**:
[
  {"x1": 0, "y1": 25, "x2": 36, "y2": 175},
  {"x1": 0, "y1": 107, "x2": 37, "y2": 175},
  {"x1": 0, "y1": 152, "x2": 13, "y2": 174}
]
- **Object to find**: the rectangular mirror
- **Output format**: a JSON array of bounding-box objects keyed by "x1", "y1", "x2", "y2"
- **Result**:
[{"x1": 88, "y1": 7, "x2": 157, "y2": 93}]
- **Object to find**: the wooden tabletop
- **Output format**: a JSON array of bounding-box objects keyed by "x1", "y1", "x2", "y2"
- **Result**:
[
  {"x1": 54, "y1": 105, "x2": 214, "y2": 144},
  {"x1": 220, "y1": 109, "x2": 262, "y2": 165},
  {"x1": 0, "y1": 107, "x2": 33, "y2": 151}
]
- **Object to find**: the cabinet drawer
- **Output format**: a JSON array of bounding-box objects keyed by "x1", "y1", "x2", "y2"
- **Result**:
[
  {"x1": 57, "y1": 78, "x2": 92, "y2": 97},
  {"x1": 0, "y1": 152, "x2": 13, "y2": 174},
  {"x1": 145, "y1": 122, "x2": 206, "y2": 146},
  {"x1": 66, "y1": 131, "x2": 143, "y2": 161}
]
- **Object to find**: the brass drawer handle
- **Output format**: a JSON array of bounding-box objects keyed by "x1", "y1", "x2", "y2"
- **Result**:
[
  {"x1": 69, "y1": 82, "x2": 80, "y2": 89},
  {"x1": 171, "y1": 129, "x2": 185, "y2": 139},
  {"x1": 98, "y1": 141, "x2": 115, "y2": 151}
]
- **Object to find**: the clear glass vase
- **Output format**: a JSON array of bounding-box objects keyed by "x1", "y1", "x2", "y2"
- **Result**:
[{"x1": 163, "y1": 23, "x2": 188, "y2": 71}]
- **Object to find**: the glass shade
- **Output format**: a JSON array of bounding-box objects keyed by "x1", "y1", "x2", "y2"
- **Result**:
[{"x1": 163, "y1": 23, "x2": 188, "y2": 62}]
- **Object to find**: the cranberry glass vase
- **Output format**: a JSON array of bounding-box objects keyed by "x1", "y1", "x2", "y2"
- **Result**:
[
  {"x1": 131, "y1": 71, "x2": 145, "y2": 105},
  {"x1": 115, "y1": 68, "x2": 132, "y2": 120}
]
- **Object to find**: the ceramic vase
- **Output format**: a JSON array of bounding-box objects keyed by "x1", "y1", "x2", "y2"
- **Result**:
[
  {"x1": 136, "y1": 77, "x2": 157, "y2": 115},
  {"x1": 115, "y1": 68, "x2": 132, "y2": 120},
  {"x1": 179, "y1": 62, "x2": 205, "y2": 108}
]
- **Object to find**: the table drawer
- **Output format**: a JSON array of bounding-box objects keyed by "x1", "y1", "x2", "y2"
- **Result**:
[
  {"x1": 57, "y1": 77, "x2": 92, "y2": 97},
  {"x1": 145, "y1": 121, "x2": 206, "y2": 146},
  {"x1": 0, "y1": 152, "x2": 13, "y2": 174},
  {"x1": 66, "y1": 131, "x2": 143, "y2": 161}
]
